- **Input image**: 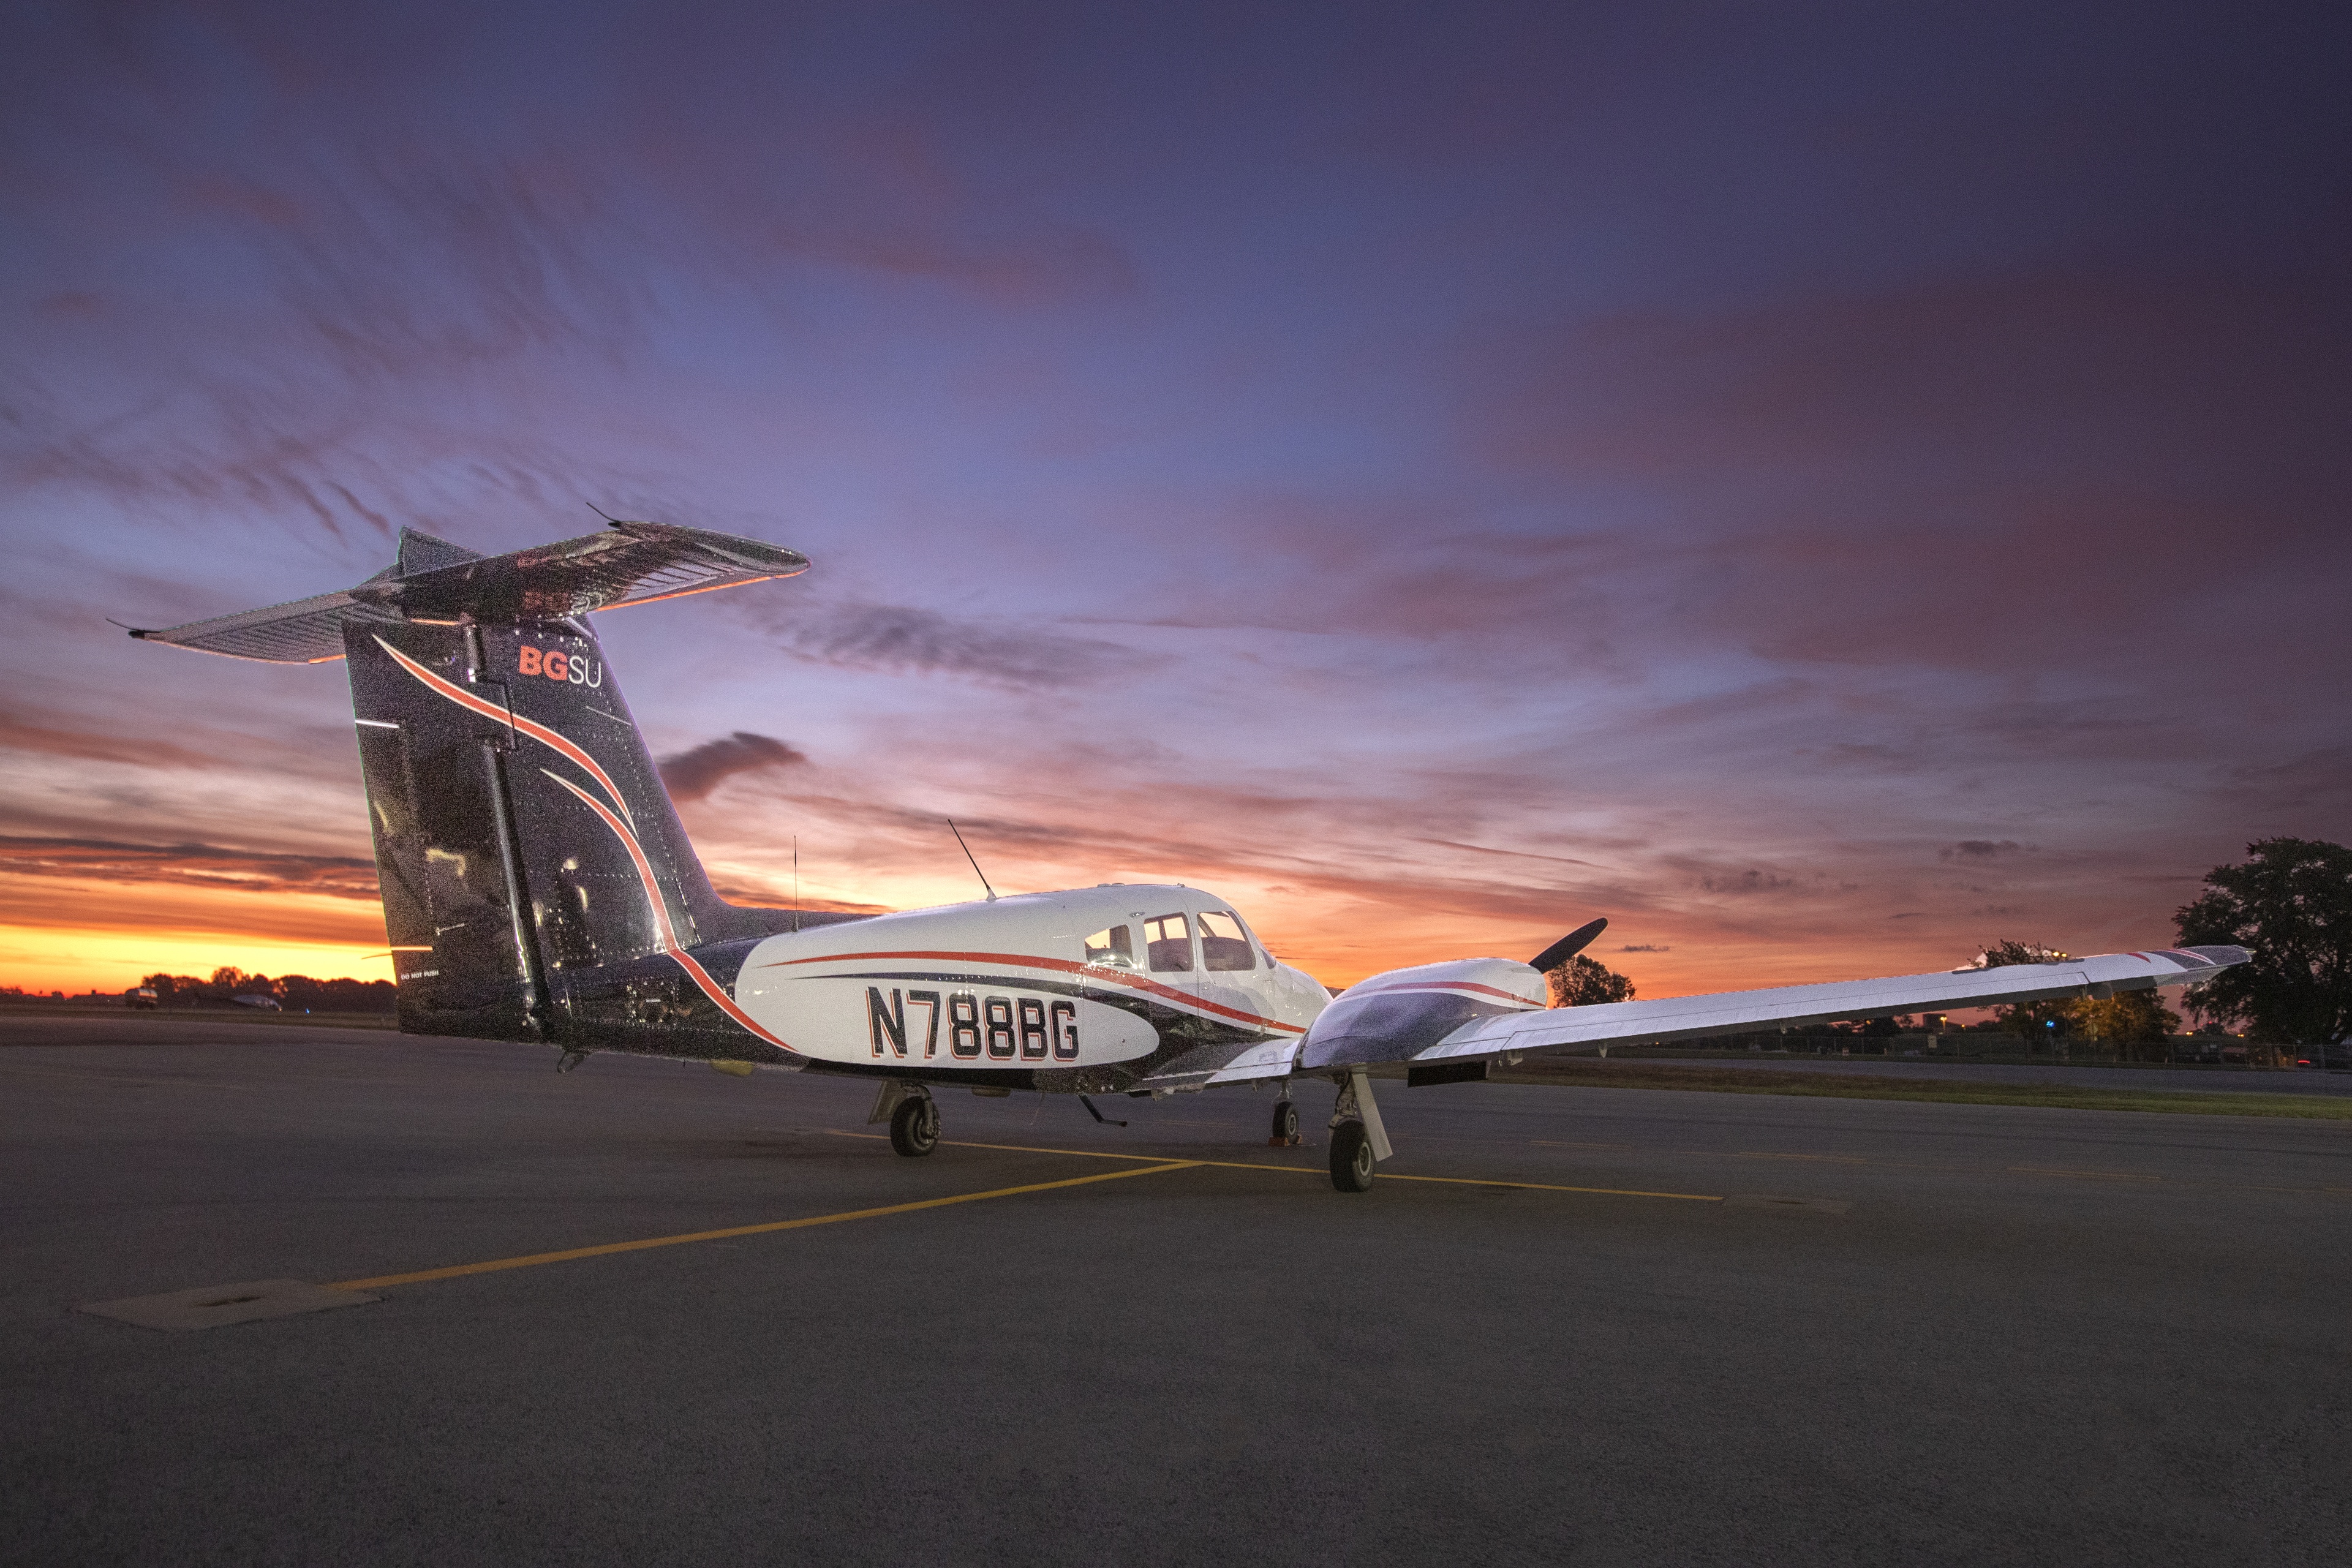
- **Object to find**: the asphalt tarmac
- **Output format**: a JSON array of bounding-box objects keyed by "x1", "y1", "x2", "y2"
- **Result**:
[
  {"x1": 4, "y1": 1015, "x2": 2348, "y2": 1566},
  {"x1": 1609, "y1": 1053, "x2": 2352, "y2": 1095}
]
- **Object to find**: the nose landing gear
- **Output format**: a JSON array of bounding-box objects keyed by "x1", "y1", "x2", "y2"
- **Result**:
[{"x1": 870, "y1": 1081, "x2": 941, "y2": 1157}]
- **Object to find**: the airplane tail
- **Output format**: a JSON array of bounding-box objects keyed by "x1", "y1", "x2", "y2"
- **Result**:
[{"x1": 130, "y1": 521, "x2": 834, "y2": 1043}]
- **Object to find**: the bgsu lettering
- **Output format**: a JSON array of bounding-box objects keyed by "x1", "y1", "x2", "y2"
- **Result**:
[{"x1": 516, "y1": 646, "x2": 601, "y2": 687}]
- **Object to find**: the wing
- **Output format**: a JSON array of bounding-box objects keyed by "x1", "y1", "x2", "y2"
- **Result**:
[
  {"x1": 1132, "y1": 944, "x2": 2246, "y2": 1093},
  {"x1": 1412, "y1": 946, "x2": 2244, "y2": 1068}
]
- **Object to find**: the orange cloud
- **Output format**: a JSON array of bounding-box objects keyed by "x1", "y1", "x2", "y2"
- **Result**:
[
  {"x1": 0, "y1": 837, "x2": 380, "y2": 901},
  {"x1": 0, "y1": 872, "x2": 392, "y2": 995}
]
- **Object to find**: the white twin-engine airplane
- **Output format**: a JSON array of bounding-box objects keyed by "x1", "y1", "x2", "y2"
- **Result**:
[{"x1": 130, "y1": 522, "x2": 2248, "y2": 1191}]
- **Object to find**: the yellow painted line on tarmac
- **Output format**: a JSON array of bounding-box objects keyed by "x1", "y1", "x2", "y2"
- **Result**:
[
  {"x1": 831, "y1": 1131, "x2": 1724, "y2": 1203},
  {"x1": 329, "y1": 1161, "x2": 1200, "y2": 1290},
  {"x1": 1370, "y1": 1172, "x2": 1722, "y2": 1200}
]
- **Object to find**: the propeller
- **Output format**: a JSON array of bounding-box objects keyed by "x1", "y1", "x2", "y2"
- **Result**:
[{"x1": 1530, "y1": 917, "x2": 1608, "y2": 973}]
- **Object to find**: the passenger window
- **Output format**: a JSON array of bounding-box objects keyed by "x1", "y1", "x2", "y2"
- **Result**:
[
  {"x1": 1144, "y1": 913, "x2": 1192, "y2": 972},
  {"x1": 1084, "y1": 925, "x2": 1134, "y2": 967},
  {"x1": 1199, "y1": 911, "x2": 1254, "y2": 971}
]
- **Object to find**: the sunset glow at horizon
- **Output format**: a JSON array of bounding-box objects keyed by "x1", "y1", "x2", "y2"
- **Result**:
[{"x1": 3, "y1": 4, "x2": 2345, "y2": 1007}]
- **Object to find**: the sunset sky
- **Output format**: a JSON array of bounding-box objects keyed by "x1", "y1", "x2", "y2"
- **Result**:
[{"x1": 4, "y1": 2, "x2": 2346, "y2": 998}]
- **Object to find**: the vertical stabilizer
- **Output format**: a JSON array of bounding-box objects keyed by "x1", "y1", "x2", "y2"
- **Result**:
[
  {"x1": 128, "y1": 521, "x2": 823, "y2": 1047},
  {"x1": 347, "y1": 617, "x2": 777, "y2": 1039}
]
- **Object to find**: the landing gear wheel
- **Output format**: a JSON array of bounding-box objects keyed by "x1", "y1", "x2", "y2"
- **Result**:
[
  {"x1": 1329, "y1": 1120, "x2": 1375, "y2": 1192},
  {"x1": 889, "y1": 1095, "x2": 939, "y2": 1157},
  {"x1": 1270, "y1": 1099, "x2": 1300, "y2": 1145}
]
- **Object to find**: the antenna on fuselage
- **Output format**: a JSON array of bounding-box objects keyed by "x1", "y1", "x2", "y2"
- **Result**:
[
  {"x1": 792, "y1": 836, "x2": 801, "y2": 933},
  {"x1": 946, "y1": 818, "x2": 997, "y2": 902}
]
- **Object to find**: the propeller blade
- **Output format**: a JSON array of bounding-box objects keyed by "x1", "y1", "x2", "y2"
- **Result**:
[{"x1": 1531, "y1": 918, "x2": 1608, "y2": 973}]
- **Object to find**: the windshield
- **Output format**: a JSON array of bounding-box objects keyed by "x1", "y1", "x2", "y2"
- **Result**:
[{"x1": 1197, "y1": 910, "x2": 1254, "y2": 971}]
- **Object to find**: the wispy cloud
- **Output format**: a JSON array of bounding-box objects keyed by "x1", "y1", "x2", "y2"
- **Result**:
[
  {"x1": 0, "y1": 835, "x2": 380, "y2": 900},
  {"x1": 0, "y1": 709, "x2": 225, "y2": 773},
  {"x1": 769, "y1": 603, "x2": 1157, "y2": 688},
  {"x1": 659, "y1": 732, "x2": 808, "y2": 804},
  {"x1": 1697, "y1": 870, "x2": 1797, "y2": 896},
  {"x1": 1941, "y1": 839, "x2": 2032, "y2": 861}
]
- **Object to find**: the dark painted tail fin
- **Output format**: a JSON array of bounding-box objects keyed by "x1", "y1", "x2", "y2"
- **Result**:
[{"x1": 130, "y1": 522, "x2": 818, "y2": 1041}]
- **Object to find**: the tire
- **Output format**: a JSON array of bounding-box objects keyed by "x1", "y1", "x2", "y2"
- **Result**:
[
  {"x1": 1271, "y1": 1100, "x2": 1300, "y2": 1143},
  {"x1": 1329, "y1": 1120, "x2": 1375, "y2": 1192},
  {"x1": 889, "y1": 1095, "x2": 938, "y2": 1157}
]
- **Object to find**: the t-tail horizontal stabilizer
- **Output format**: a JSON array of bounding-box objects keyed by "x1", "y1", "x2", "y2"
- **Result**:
[{"x1": 124, "y1": 521, "x2": 809, "y2": 663}]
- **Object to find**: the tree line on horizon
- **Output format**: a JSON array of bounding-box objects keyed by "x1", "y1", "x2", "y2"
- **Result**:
[{"x1": 135, "y1": 967, "x2": 397, "y2": 1013}]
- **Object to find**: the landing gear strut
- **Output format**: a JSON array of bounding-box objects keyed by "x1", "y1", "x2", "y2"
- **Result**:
[
  {"x1": 1269, "y1": 1097, "x2": 1300, "y2": 1147},
  {"x1": 1326, "y1": 1068, "x2": 1393, "y2": 1193},
  {"x1": 889, "y1": 1091, "x2": 940, "y2": 1157}
]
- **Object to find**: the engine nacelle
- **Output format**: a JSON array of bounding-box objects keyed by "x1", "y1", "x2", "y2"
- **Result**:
[{"x1": 1297, "y1": 957, "x2": 1548, "y2": 1071}]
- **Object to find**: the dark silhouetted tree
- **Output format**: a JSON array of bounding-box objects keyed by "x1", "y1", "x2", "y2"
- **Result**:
[
  {"x1": 2065, "y1": 991, "x2": 2180, "y2": 1060},
  {"x1": 2176, "y1": 837, "x2": 2352, "y2": 1046},
  {"x1": 1967, "y1": 940, "x2": 2075, "y2": 1041},
  {"x1": 1548, "y1": 954, "x2": 1635, "y2": 1007}
]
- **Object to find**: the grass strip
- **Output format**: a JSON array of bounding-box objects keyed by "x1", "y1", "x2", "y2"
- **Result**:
[{"x1": 1492, "y1": 1061, "x2": 2352, "y2": 1120}]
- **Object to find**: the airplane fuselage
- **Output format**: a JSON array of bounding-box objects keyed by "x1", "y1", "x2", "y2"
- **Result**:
[{"x1": 734, "y1": 883, "x2": 1330, "y2": 1093}]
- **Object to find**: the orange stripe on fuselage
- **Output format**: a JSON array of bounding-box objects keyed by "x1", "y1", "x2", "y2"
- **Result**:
[
  {"x1": 540, "y1": 771, "x2": 796, "y2": 1055},
  {"x1": 758, "y1": 949, "x2": 1305, "y2": 1036}
]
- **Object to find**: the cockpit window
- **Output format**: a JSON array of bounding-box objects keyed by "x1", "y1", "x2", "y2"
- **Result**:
[
  {"x1": 1198, "y1": 911, "x2": 1254, "y2": 971},
  {"x1": 1144, "y1": 913, "x2": 1192, "y2": 972},
  {"x1": 1083, "y1": 924, "x2": 1134, "y2": 967}
]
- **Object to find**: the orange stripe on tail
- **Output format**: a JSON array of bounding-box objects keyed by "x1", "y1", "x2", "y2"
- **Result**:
[{"x1": 374, "y1": 635, "x2": 636, "y2": 827}]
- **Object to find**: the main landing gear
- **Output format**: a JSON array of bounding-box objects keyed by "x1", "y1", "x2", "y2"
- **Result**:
[
  {"x1": 1329, "y1": 1121, "x2": 1375, "y2": 1190},
  {"x1": 870, "y1": 1082, "x2": 940, "y2": 1157},
  {"x1": 890, "y1": 1093, "x2": 940, "y2": 1156},
  {"x1": 1326, "y1": 1068, "x2": 1394, "y2": 1193},
  {"x1": 1269, "y1": 1097, "x2": 1301, "y2": 1147}
]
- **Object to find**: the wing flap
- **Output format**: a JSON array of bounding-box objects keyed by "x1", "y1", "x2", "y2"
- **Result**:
[{"x1": 1131, "y1": 1036, "x2": 1302, "y2": 1093}]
